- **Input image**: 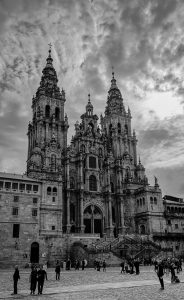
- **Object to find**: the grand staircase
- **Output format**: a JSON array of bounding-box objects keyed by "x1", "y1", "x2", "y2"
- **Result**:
[{"x1": 85, "y1": 234, "x2": 169, "y2": 264}]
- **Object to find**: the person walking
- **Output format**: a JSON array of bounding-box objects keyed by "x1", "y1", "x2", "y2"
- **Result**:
[
  {"x1": 30, "y1": 265, "x2": 37, "y2": 295},
  {"x1": 55, "y1": 260, "x2": 61, "y2": 280},
  {"x1": 103, "y1": 260, "x2": 106, "y2": 272},
  {"x1": 120, "y1": 260, "x2": 125, "y2": 274},
  {"x1": 37, "y1": 265, "x2": 47, "y2": 295},
  {"x1": 157, "y1": 260, "x2": 165, "y2": 290},
  {"x1": 12, "y1": 265, "x2": 20, "y2": 295},
  {"x1": 170, "y1": 261, "x2": 176, "y2": 283}
]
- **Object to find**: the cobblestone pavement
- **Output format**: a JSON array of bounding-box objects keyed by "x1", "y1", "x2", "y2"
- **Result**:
[{"x1": 0, "y1": 266, "x2": 183, "y2": 300}]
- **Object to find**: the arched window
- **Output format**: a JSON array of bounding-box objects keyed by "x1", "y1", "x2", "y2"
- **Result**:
[
  {"x1": 47, "y1": 186, "x2": 51, "y2": 196},
  {"x1": 167, "y1": 206, "x2": 170, "y2": 212},
  {"x1": 51, "y1": 154, "x2": 56, "y2": 172},
  {"x1": 150, "y1": 197, "x2": 153, "y2": 205},
  {"x1": 53, "y1": 187, "x2": 57, "y2": 195},
  {"x1": 175, "y1": 207, "x2": 178, "y2": 213},
  {"x1": 154, "y1": 197, "x2": 157, "y2": 205},
  {"x1": 70, "y1": 177, "x2": 75, "y2": 189},
  {"x1": 45, "y1": 105, "x2": 50, "y2": 118},
  {"x1": 117, "y1": 123, "x2": 121, "y2": 134},
  {"x1": 55, "y1": 107, "x2": 60, "y2": 120},
  {"x1": 110, "y1": 182, "x2": 114, "y2": 193},
  {"x1": 179, "y1": 207, "x2": 181, "y2": 213},
  {"x1": 140, "y1": 198, "x2": 142, "y2": 206},
  {"x1": 171, "y1": 207, "x2": 174, "y2": 213},
  {"x1": 89, "y1": 175, "x2": 97, "y2": 191}
]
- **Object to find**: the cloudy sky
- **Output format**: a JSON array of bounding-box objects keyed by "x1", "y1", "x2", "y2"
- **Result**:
[{"x1": 0, "y1": 0, "x2": 184, "y2": 197}]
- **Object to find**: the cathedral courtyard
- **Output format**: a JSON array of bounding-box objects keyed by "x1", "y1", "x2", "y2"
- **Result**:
[{"x1": 0, "y1": 266, "x2": 184, "y2": 300}]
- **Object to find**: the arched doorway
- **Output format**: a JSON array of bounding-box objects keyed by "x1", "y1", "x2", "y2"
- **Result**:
[
  {"x1": 30, "y1": 242, "x2": 39, "y2": 263},
  {"x1": 84, "y1": 205, "x2": 103, "y2": 236}
]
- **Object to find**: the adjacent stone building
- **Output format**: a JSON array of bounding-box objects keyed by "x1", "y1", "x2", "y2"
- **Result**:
[{"x1": 0, "y1": 49, "x2": 183, "y2": 266}]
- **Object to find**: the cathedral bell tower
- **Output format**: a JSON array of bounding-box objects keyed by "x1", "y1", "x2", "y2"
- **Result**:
[
  {"x1": 101, "y1": 71, "x2": 136, "y2": 164},
  {"x1": 27, "y1": 46, "x2": 69, "y2": 180}
]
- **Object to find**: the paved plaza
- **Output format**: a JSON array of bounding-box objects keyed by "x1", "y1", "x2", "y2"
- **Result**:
[{"x1": 0, "y1": 266, "x2": 184, "y2": 300}]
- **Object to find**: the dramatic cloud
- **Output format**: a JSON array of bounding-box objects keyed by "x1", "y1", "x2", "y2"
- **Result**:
[{"x1": 0, "y1": 0, "x2": 184, "y2": 197}]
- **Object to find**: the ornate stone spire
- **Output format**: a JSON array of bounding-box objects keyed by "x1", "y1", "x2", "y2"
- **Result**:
[
  {"x1": 86, "y1": 93, "x2": 93, "y2": 115},
  {"x1": 105, "y1": 70, "x2": 125, "y2": 116},
  {"x1": 36, "y1": 45, "x2": 62, "y2": 100}
]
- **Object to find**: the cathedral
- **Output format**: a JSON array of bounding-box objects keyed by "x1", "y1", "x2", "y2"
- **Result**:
[{"x1": 0, "y1": 48, "x2": 183, "y2": 267}]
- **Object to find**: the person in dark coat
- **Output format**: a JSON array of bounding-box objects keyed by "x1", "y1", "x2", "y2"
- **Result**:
[
  {"x1": 120, "y1": 260, "x2": 125, "y2": 274},
  {"x1": 103, "y1": 260, "x2": 106, "y2": 272},
  {"x1": 12, "y1": 265, "x2": 20, "y2": 295},
  {"x1": 82, "y1": 259, "x2": 85, "y2": 270},
  {"x1": 134, "y1": 259, "x2": 140, "y2": 275},
  {"x1": 157, "y1": 261, "x2": 164, "y2": 290},
  {"x1": 170, "y1": 262, "x2": 176, "y2": 283},
  {"x1": 37, "y1": 265, "x2": 47, "y2": 295},
  {"x1": 55, "y1": 260, "x2": 61, "y2": 280},
  {"x1": 30, "y1": 265, "x2": 37, "y2": 295}
]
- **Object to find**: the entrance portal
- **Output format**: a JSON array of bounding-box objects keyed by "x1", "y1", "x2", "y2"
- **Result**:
[
  {"x1": 84, "y1": 205, "x2": 102, "y2": 236},
  {"x1": 30, "y1": 242, "x2": 39, "y2": 263}
]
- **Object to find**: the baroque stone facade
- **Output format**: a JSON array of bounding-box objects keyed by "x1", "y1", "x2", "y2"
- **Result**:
[{"x1": 0, "y1": 49, "x2": 183, "y2": 266}]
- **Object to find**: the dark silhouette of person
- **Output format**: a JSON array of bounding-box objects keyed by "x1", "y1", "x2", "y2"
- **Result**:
[
  {"x1": 82, "y1": 259, "x2": 85, "y2": 270},
  {"x1": 157, "y1": 261, "x2": 164, "y2": 290},
  {"x1": 37, "y1": 265, "x2": 47, "y2": 295},
  {"x1": 12, "y1": 265, "x2": 20, "y2": 295},
  {"x1": 30, "y1": 265, "x2": 37, "y2": 295},
  {"x1": 134, "y1": 259, "x2": 140, "y2": 275},
  {"x1": 55, "y1": 260, "x2": 61, "y2": 280}
]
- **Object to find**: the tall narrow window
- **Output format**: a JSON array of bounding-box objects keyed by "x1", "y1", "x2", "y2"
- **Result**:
[
  {"x1": 89, "y1": 156, "x2": 96, "y2": 169},
  {"x1": 89, "y1": 175, "x2": 97, "y2": 191},
  {"x1": 53, "y1": 187, "x2": 57, "y2": 195},
  {"x1": 110, "y1": 182, "x2": 114, "y2": 193},
  {"x1": 13, "y1": 224, "x2": 20, "y2": 238},
  {"x1": 45, "y1": 105, "x2": 50, "y2": 118},
  {"x1": 55, "y1": 107, "x2": 60, "y2": 120},
  {"x1": 117, "y1": 123, "x2": 121, "y2": 134},
  {"x1": 109, "y1": 124, "x2": 112, "y2": 136},
  {"x1": 51, "y1": 154, "x2": 56, "y2": 172},
  {"x1": 47, "y1": 187, "x2": 51, "y2": 195},
  {"x1": 70, "y1": 177, "x2": 75, "y2": 189}
]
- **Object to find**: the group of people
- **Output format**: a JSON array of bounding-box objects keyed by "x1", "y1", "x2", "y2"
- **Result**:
[
  {"x1": 94, "y1": 259, "x2": 107, "y2": 272},
  {"x1": 12, "y1": 264, "x2": 47, "y2": 295},
  {"x1": 154, "y1": 257, "x2": 182, "y2": 290},
  {"x1": 120, "y1": 258, "x2": 140, "y2": 275}
]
